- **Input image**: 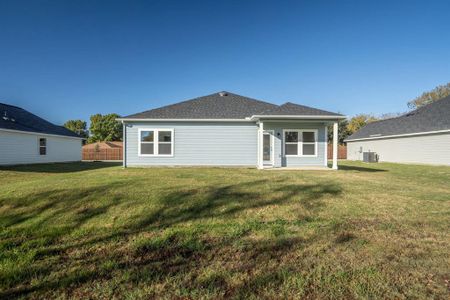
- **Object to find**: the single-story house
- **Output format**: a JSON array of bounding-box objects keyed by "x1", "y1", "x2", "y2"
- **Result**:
[
  {"x1": 118, "y1": 91, "x2": 345, "y2": 169},
  {"x1": 0, "y1": 102, "x2": 82, "y2": 165},
  {"x1": 346, "y1": 95, "x2": 450, "y2": 165}
]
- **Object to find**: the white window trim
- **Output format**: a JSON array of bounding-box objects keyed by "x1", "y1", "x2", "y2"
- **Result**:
[
  {"x1": 138, "y1": 128, "x2": 174, "y2": 157},
  {"x1": 283, "y1": 129, "x2": 318, "y2": 157},
  {"x1": 38, "y1": 137, "x2": 47, "y2": 156}
]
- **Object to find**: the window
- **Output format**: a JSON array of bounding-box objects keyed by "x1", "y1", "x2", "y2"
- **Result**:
[
  {"x1": 284, "y1": 130, "x2": 317, "y2": 157},
  {"x1": 284, "y1": 131, "x2": 298, "y2": 155},
  {"x1": 140, "y1": 131, "x2": 154, "y2": 155},
  {"x1": 302, "y1": 131, "x2": 316, "y2": 155},
  {"x1": 158, "y1": 131, "x2": 172, "y2": 155},
  {"x1": 39, "y1": 138, "x2": 47, "y2": 155},
  {"x1": 139, "y1": 129, "x2": 173, "y2": 156}
]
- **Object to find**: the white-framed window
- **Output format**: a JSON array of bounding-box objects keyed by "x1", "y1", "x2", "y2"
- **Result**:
[
  {"x1": 283, "y1": 129, "x2": 318, "y2": 157},
  {"x1": 39, "y1": 138, "x2": 47, "y2": 155},
  {"x1": 138, "y1": 128, "x2": 174, "y2": 157}
]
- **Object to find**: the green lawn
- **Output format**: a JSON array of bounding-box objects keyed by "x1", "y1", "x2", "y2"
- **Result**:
[{"x1": 0, "y1": 161, "x2": 449, "y2": 299}]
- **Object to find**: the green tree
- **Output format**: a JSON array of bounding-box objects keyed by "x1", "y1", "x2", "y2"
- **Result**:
[
  {"x1": 407, "y1": 82, "x2": 450, "y2": 109},
  {"x1": 63, "y1": 119, "x2": 88, "y2": 138},
  {"x1": 88, "y1": 113, "x2": 122, "y2": 143},
  {"x1": 347, "y1": 114, "x2": 378, "y2": 134},
  {"x1": 327, "y1": 119, "x2": 351, "y2": 144}
]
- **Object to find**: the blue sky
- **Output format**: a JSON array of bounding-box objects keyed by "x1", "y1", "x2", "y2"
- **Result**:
[{"x1": 1, "y1": 0, "x2": 450, "y2": 125}]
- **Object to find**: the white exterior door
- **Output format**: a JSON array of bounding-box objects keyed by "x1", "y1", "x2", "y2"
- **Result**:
[{"x1": 262, "y1": 131, "x2": 274, "y2": 166}]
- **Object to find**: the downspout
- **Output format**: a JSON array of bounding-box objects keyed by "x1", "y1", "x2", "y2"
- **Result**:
[
  {"x1": 122, "y1": 121, "x2": 127, "y2": 168},
  {"x1": 324, "y1": 124, "x2": 328, "y2": 167}
]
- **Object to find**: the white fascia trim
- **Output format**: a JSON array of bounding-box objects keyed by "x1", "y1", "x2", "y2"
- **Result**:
[
  {"x1": 117, "y1": 116, "x2": 347, "y2": 122},
  {"x1": 117, "y1": 118, "x2": 254, "y2": 122},
  {"x1": 345, "y1": 129, "x2": 450, "y2": 142},
  {"x1": 250, "y1": 115, "x2": 347, "y2": 121},
  {"x1": 0, "y1": 128, "x2": 84, "y2": 140}
]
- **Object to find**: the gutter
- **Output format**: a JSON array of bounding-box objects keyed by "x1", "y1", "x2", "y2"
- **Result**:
[
  {"x1": 249, "y1": 115, "x2": 347, "y2": 121},
  {"x1": 345, "y1": 129, "x2": 450, "y2": 142},
  {"x1": 116, "y1": 118, "x2": 254, "y2": 122},
  {"x1": 117, "y1": 115, "x2": 347, "y2": 122}
]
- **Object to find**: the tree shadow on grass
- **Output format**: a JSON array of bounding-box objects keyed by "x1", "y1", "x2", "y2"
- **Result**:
[
  {"x1": 0, "y1": 162, "x2": 121, "y2": 173},
  {"x1": 338, "y1": 164, "x2": 387, "y2": 172},
  {"x1": 0, "y1": 179, "x2": 343, "y2": 298},
  {"x1": 0, "y1": 182, "x2": 129, "y2": 229},
  {"x1": 133, "y1": 180, "x2": 342, "y2": 230},
  {"x1": 0, "y1": 179, "x2": 147, "y2": 297},
  {"x1": 1, "y1": 234, "x2": 311, "y2": 299}
]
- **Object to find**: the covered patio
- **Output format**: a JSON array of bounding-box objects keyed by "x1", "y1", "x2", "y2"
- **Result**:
[{"x1": 254, "y1": 116, "x2": 345, "y2": 170}]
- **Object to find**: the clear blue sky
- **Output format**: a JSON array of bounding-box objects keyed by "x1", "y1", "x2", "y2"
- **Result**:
[{"x1": 1, "y1": 0, "x2": 450, "y2": 125}]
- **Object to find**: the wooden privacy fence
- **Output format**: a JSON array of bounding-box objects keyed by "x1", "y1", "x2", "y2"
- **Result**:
[
  {"x1": 82, "y1": 148, "x2": 123, "y2": 161},
  {"x1": 327, "y1": 144, "x2": 347, "y2": 159}
]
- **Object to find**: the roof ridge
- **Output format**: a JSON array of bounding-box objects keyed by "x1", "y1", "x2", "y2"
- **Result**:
[
  {"x1": 363, "y1": 115, "x2": 404, "y2": 125},
  {"x1": 280, "y1": 101, "x2": 317, "y2": 108},
  {"x1": 346, "y1": 95, "x2": 450, "y2": 141},
  {"x1": 126, "y1": 91, "x2": 278, "y2": 117},
  {"x1": 0, "y1": 103, "x2": 81, "y2": 138},
  {"x1": 266, "y1": 101, "x2": 343, "y2": 116},
  {"x1": 0, "y1": 102, "x2": 25, "y2": 110},
  {"x1": 350, "y1": 109, "x2": 420, "y2": 128},
  {"x1": 363, "y1": 96, "x2": 450, "y2": 126},
  {"x1": 130, "y1": 92, "x2": 226, "y2": 115},
  {"x1": 224, "y1": 91, "x2": 279, "y2": 107}
]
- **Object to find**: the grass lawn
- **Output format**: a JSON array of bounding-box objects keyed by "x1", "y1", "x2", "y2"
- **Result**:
[{"x1": 0, "y1": 161, "x2": 449, "y2": 299}]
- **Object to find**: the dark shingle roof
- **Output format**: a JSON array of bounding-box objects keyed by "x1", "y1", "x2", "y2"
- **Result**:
[
  {"x1": 0, "y1": 103, "x2": 81, "y2": 138},
  {"x1": 346, "y1": 95, "x2": 450, "y2": 141},
  {"x1": 258, "y1": 102, "x2": 342, "y2": 116},
  {"x1": 124, "y1": 91, "x2": 343, "y2": 119}
]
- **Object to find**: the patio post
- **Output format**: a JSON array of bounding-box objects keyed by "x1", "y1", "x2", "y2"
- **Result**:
[
  {"x1": 332, "y1": 121, "x2": 338, "y2": 170},
  {"x1": 258, "y1": 121, "x2": 264, "y2": 169}
]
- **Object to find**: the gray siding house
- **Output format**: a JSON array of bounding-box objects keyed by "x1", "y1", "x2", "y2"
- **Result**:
[
  {"x1": 0, "y1": 103, "x2": 82, "y2": 165},
  {"x1": 118, "y1": 92, "x2": 345, "y2": 169},
  {"x1": 346, "y1": 95, "x2": 450, "y2": 165}
]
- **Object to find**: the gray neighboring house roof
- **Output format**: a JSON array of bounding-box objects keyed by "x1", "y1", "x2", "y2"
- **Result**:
[
  {"x1": 0, "y1": 102, "x2": 81, "y2": 138},
  {"x1": 346, "y1": 95, "x2": 450, "y2": 141},
  {"x1": 122, "y1": 91, "x2": 344, "y2": 119}
]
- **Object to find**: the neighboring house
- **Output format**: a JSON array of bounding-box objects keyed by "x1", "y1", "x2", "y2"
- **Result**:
[
  {"x1": 118, "y1": 91, "x2": 345, "y2": 169},
  {"x1": 346, "y1": 95, "x2": 450, "y2": 165},
  {"x1": 82, "y1": 141, "x2": 123, "y2": 161},
  {"x1": 0, "y1": 103, "x2": 82, "y2": 165}
]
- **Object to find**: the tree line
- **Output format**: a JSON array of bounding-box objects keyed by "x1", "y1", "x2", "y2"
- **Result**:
[
  {"x1": 63, "y1": 113, "x2": 122, "y2": 144},
  {"x1": 64, "y1": 82, "x2": 450, "y2": 144}
]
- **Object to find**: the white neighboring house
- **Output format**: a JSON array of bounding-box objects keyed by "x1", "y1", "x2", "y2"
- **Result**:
[
  {"x1": 0, "y1": 103, "x2": 83, "y2": 165},
  {"x1": 346, "y1": 96, "x2": 450, "y2": 166}
]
